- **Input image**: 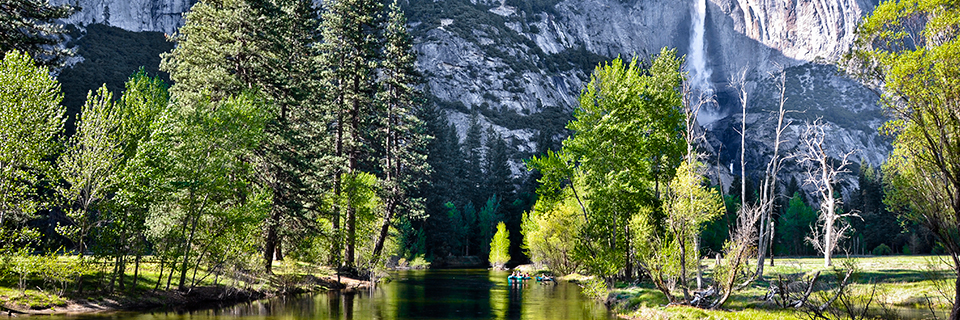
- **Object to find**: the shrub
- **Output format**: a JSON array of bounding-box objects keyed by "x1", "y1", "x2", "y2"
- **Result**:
[
  {"x1": 581, "y1": 276, "x2": 608, "y2": 300},
  {"x1": 902, "y1": 245, "x2": 912, "y2": 255},
  {"x1": 409, "y1": 255, "x2": 431, "y2": 269},
  {"x1": 872, "y1": 244, "x2": 892, "y2": 256}
]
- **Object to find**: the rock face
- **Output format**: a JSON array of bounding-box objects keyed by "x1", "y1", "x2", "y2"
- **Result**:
[
  {"x1": 52, "y1": 0, "x2": 193, "y2": 34},
  {"x1": 56, "y1": 0, "x2": 890, "y2": 192},
  {"x1": 402, "y1": 0, "x2": 887, "y2": 182}
]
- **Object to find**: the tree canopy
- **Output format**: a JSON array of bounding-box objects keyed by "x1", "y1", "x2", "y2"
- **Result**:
[{"x1": 847, "y1": 0, "x2": 960, "y2": 318}]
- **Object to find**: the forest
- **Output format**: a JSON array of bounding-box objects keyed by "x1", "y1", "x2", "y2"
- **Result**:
[{"x1": 2, "y1": 0, "x2": 960, "y2": 319}]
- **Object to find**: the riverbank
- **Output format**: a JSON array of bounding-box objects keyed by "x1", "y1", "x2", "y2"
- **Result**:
[
  {"x1": 602, "y1": 256, "x2": 952, "y2": 319},
  {"x1": 0, "y1": 259, "x2": 373, "y2": 315}
]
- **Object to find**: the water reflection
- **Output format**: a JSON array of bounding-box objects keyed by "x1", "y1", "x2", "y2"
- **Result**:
[
  {"x1": 41, "y1": 270, "x2": 945, "y2": 320},
  {"x1": 60, "y1": 270, "x2": 611, "y2": 320}
]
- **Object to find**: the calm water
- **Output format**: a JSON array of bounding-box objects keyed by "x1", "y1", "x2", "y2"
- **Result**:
[{"x1": 55, "y1": 269, "x2": 613, "y2": 320}]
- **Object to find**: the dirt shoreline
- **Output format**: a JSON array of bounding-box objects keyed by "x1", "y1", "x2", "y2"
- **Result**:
[{"x1": 1, "y1": 275, "x2": 372, "y2": 316}]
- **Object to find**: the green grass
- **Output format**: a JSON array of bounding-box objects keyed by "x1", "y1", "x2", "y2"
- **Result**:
[
  {"x1": 0, "y1": 287, "x2": 68, "y2": 310},
  {"x1": 609, "y1": 255, "x2": 954, "y2": 319},
  {"x1": 0, "y1": 254, "x2": 337, "y2": 311}
]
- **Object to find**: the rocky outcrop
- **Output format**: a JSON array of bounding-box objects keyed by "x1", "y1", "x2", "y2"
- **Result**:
[
  {"x1": 55, "y1": 0, "x2": 891, "y2": 190},
  {"x1": 52, "y1": 0, "x2": 194, "y2": 34}
]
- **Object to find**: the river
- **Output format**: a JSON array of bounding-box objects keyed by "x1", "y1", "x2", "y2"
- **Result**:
[{"x1": 51, "y1": 269, "x2": 614, "y2": 320}]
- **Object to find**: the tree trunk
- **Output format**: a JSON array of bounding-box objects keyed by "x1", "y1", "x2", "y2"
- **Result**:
[
  {"x1": 371, "y1": 202, "x2": 395, "y2": 262},
  {"x1": 372, "y1": 105, "x2": 398, "y2": 265},
  {"x1": 264, "y1": 206, "x2": 282, "y2": 274},
  {"x1": 133, "y1": 251, "x2": 141, "y2": 289},
  {"x1": 824, "y1": 211, "x2": 833, "y2": 267},
  {"x1": 179, "y1": 209, "x2": 201, "y2": 291},
  {"x1": 344, "y1": 57, "x2": 362, "y2": 268},
  {"x1": 769, "y1": 220, "x2": 775, "y2": 267},
  {"x1": 679, "y1": 228, "x2": 690, "y2": 301},
  {"x1": 154, "y1": 255, "x2": 164, "y2": 291},
  {"x1": 624, "y1": 224, "x2": 632, "y2": 280},
  {"x1": 696, "y1": 236, "x2": 703, "y2": 290},
  {"x1": 165, "y1": 256, "x2": 175, "y2": 290},
  {"x1": 109, "y1": 254, "x2": 119, "y2": 292},
  {"x1": 332, "y1": 94, "x2": 344, "y2": 268},
  {"x1": 346, "y1": 206, "x2": 357, "y2": 267},
  {"x1": 275, "y1": 237, "x2": 283, "y2": 261},
  {"x1": 756, "y1": 211, "x2": 768, "y2": 275}
]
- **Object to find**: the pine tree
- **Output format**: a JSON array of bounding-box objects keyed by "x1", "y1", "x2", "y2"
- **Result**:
[
  {"x1": 161, "y1": 0, "x2": 324, "y2": 274},
  {"x1": 318, "y1": 0, "x2": 384, "y2": 268},
  {"x1": 462, "y1": 114, "x2": 484, "y2": 206},
  {"x1": 421, "y1": 107, "x2": 462, "y2": 257},
  {"x1": 0, "y1": 0, "x2": 75, "y2": 66},
  {"x1": 371, "y1": 0, "x2": 430, "y2": 262},
  {"x1": 484, "y1": 127, "x2": 513, "y2": 201}
]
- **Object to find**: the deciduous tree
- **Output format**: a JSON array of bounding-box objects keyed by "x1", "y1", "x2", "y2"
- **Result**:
[
  {"x1": 0, "y1": 50, "x2": 64, "y2": 235},
  {"x1": 846, "y1": 0, "x2": 960, "y2": 317}
]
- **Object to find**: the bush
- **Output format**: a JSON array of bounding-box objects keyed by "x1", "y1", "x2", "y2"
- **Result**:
[
  {"x1": 409, "y1": 255, "x2": 431, "y2": 269},
  {"x1": 39, "y1": 250, "x2": 82, "y2": 296},
  {"x1": 581, "y1": 276, "x2": 608, "y2": 300},
  {"x1": 872, "y1": 244, "x2": 892, "y2": 256},
  {"x1": 902, "y1": 245, "x2": 912, "y2": 255}
]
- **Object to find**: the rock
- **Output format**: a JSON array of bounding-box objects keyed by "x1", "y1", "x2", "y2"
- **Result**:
[{"x1": 54, "y1": 0, "x2": 890, "y2": 193}]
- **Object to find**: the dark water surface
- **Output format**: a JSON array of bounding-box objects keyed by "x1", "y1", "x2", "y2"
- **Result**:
[{"x1": 55, "y1": 269, "x2": 613, "y2": 320}]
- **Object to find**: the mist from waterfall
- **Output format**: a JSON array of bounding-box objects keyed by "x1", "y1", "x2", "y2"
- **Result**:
[{"x1": 688, "y1": 0, "x2": 722, "y2": 125}]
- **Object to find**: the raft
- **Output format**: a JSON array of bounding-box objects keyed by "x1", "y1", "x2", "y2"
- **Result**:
[{"x1": 508, "y1": 275, "x2": 531, "y2": 281}]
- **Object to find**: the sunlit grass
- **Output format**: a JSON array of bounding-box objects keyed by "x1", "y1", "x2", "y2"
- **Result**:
[
  {"x1": 0, "y1": 254, "x2": 337, "y2": 311},
  {"x1": 610, "y1": 255, "x2": 954, "y2": 319}
]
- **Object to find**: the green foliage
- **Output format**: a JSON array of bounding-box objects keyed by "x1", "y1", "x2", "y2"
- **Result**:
[
  {"x1": 848, "y1": 0, "x2": 960, "y2": 306},
  {"x1": 901, "y1": 244, "x2": 912, "y2": 255},
  {"x1": 872, "y1": 244, "x2": 892, "y2": 256},
  {"x1": 146, "y1": 90, "x2": 269, "y2": 289},
  {"x1": 580, "y1": 276, "x2": 609, "y2": 301},
  {"x1": 162, "y1": 0, "x2": 326, "y2": 272},
  {"x1": 528, "y1": 48, "x2": 686, "y2": 279},
  {"x1": 0, "y1": 50, "x2": 65, "y2": 230},
  {"x1": 58, "y1": 24, "x2": 173, "y2": 125},
  {"x1": 846, "y1": 0, "x2": 960, "y2": 310},
  {"x1": 634, "y1": 160, "x2": 723, "y2": 301},
  {"x1": 408, "y1": 255, "x2": 431, "y2": 269},
  {"x1": 0, "y1": 0, "x2": 75, "y2": 66},
  {"x1": 57, "y1": 84, "x2": 123, "y2": 256},
  {"x1": 36, "y1": 250, "x2": 83, "y2": 296},
  {"x1": 489, "y1": 222, "x2": 510, "y2": 268},
  {"x1": 701, "y1": 192, "x2": 736, "y2": 254},
  {"x1": 6, "y1": 247, "x2": 38, "y2": 293},
  {"x1": 777, "y1": 192, "x2": 817, "y2": 256},
  {"x1": 476, "y1": 195, "x2": 502, "y2": 257},
  {"x1": 521, "y1": 188, "x2": 583, "y2": 275}
]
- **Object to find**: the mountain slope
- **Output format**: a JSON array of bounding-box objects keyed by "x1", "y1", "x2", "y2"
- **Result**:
[{"x1": 54, "y1": 0, "x2": 891, "y2": 195}]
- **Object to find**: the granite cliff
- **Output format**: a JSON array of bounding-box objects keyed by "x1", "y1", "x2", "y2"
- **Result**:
[{"x1": 55, "y1": 0, "x2": 890, "y2": 194}]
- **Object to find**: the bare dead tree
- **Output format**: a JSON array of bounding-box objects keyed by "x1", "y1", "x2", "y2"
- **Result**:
[
  {"x1": 755, "y1": 68, "x2": 793, "y2": 278},
  {"x1": 710, "y1": 67, "x2": 760, "y2": 309},
  {"x1": 797, "y1": 119, "x2": 859, "y2": 267}
]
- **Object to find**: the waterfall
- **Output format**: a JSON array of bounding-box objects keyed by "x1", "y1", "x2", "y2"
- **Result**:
[{"x1": 688, "y1": 0, "x2": 721, "y2": 125}]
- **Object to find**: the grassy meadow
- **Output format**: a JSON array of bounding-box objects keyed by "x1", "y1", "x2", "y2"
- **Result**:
[{"x1": 610, "y1": 255, "x2": 953, "y2": 319}]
